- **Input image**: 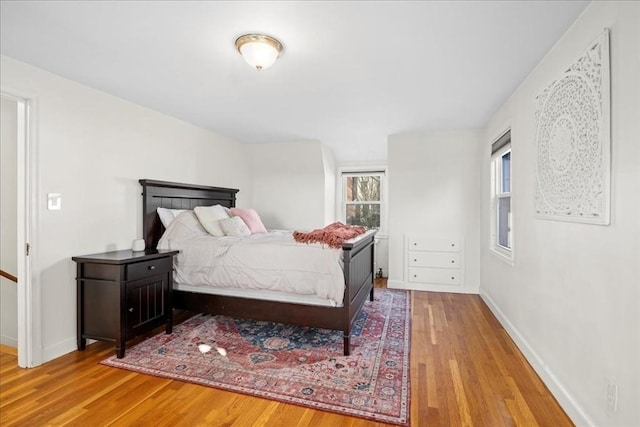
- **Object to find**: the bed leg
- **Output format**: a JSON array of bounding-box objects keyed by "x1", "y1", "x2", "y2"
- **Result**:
[
  {"x1": 370, "y1": 287, "x2": 374, "y2": 301},
  {"x1": 343, "y1": 334, "x2": 351, "y2": 356}
]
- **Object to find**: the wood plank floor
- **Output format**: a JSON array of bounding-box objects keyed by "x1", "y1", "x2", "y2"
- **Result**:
[{"x1": 0, "y1": 281, "x2": 573, "y2": 426}]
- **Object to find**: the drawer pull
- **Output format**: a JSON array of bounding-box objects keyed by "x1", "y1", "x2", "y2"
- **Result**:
[
  {"x1": 413, "y1": 274, "x2": 417, "y2": 278},
  {"x1": 451, "y1": 260, "x2": 455, "y2": 264},
  {"x1": 128, "y1": 307, "x2": 134, "y2": 312},
  {"x1": 414, "y1": 259, "x2": 417, "y2": 262},
  {"x1": 148, "y1": 265, "x2": 156, "y2": 270},
  {"x1": 451, "y1": 243, "x2": 455, "y2": 247},
  {"x1": 451, "y1": 276, "x2": 455, "y2": 280}
]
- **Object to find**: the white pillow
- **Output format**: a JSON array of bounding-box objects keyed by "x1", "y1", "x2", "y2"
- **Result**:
[
  {"x1": 157, "y1": 208, "x2": 187, "y2": 228},
  {"x1": 219, "y1": 216, "x2": 251, "y2": 236},
  {"x1": 194, "y1": 205, "x2": 231, "y2": 236},
  {"x1": 158, "y1": 211, "x2": 210, "y2": 250}
]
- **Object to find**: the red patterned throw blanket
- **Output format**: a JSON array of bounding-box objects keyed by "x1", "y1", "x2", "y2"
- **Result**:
[{"x1": 293, "y1": 222, "x2": 367, "y2": 249}]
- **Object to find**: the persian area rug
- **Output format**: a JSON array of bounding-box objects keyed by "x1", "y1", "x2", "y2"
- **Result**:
[{"x1": 102, "y1": 289, "x2": 410, "y2": 425}]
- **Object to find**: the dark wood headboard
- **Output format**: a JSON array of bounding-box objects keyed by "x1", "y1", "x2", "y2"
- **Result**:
[{"x1": 140, "y1": 179, "x2": 239, "y2": 249}]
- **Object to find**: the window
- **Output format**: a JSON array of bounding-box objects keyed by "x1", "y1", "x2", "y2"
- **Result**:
[
  {"x1": 340, "y1": 170, "x2": 385, "y2": 232},
  {"x1": 491, "y1": 131, "x2": 513, "y2": 259}
]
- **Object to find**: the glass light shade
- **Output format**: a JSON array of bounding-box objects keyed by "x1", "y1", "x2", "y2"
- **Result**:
[
  {"x1": 239, "y1": 42, "x2": 278, "y2": 70},
  {"x1": 235, "y1": 34, "x2": 283, "y2": 71}
]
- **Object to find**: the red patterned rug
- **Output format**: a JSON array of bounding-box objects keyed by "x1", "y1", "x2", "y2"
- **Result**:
[{"x1": 102, "y1": 289, "x2": 410, "y2": 425}]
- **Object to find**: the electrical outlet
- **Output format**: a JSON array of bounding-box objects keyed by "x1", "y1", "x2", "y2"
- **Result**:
[{"x1": 605, "y1": 378, "x2": 618, "y2": 413}]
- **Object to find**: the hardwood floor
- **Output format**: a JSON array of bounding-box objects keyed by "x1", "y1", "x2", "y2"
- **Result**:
[{"x1": 0, "y1": 281, "x2": 573, "y2": 426}]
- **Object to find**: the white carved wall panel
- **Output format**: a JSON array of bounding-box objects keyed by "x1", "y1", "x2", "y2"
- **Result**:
[{"x1": 535, "y1": 29, "x2": 610, "y2": 225}]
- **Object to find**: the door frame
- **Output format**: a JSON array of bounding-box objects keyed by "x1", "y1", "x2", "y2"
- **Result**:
[{"x1": 1, "y1": 90, "x2": 41, "y2": 367}]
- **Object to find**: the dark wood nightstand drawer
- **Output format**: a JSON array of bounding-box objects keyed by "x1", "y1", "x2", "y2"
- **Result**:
[
  {"x1": 81, "y1": 263, "x2": 121, "y2": 281},
  {"x1": 126, "y1": 257, "x2": 172, "y2": 281}
]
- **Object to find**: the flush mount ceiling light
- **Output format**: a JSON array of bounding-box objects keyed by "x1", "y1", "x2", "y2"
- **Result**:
[{"x1": 235, "y1": 34, "x2": 283, "y2": 71}]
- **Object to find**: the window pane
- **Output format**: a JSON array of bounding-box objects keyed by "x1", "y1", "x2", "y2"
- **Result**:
[
  {"x1": 501, "y1": 151, "x2": 511, "y2": 193},
  {"x1": 497, "y1": 197, "x2": 511, "y2": 248},
  {"x1": 345, "y1": 176, "x2": 380, "y2": 202},
  {"x1": 346, "y1": 203, "x2": 380, "y2": 229}
]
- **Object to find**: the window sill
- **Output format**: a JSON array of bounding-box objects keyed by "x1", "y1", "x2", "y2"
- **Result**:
[{"x1": 489, "y1": 246, "x2": 514, "y2": 266}]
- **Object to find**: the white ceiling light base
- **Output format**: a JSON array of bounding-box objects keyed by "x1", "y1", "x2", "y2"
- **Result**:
[{"x1": 235, "y1": 34, "x2": 283, "y2": 71}]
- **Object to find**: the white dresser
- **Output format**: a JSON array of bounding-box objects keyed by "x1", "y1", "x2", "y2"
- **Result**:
[{"x1": 406, "y1": 236, "x2": 463, "y2": 289}]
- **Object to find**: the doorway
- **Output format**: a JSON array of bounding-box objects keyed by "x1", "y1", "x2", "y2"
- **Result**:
[
  {"x1": 1, "y1": 92, "x2": 39, "y2": 367},
  {"x1": 1, "y1": 96, "x2": 18, "y2": 351}
]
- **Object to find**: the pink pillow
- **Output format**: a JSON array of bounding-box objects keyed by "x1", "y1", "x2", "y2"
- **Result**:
[{"x1": 230, "y1": 208, "x2": 267, "y2": 234}]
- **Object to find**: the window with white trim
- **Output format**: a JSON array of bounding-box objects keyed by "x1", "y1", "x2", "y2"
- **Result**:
[
  {"x1": 340, "y1": 170, "x2": 385, "y2": 232},
  {"x1": 491, "y1": 131, "x2": 513, "y2": 259}
]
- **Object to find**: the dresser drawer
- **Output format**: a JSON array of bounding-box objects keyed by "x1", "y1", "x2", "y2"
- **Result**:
[
  {"x1": 126, "y1": 257, "x2": 172, "y2": 282},
  {"x1": 409, "y1": 252, "x2": 460, "y2": 268},
  {"x1": 408, "y1": 237, "x2": 460, "y2": 252},
  {"x1": 408, "y1": 267, "x2": 461, "y2": 285}
]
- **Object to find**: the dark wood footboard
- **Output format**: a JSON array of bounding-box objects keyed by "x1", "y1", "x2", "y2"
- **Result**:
[{"x1": 341, "y1": 230, "x2": 376, "y2": 354}]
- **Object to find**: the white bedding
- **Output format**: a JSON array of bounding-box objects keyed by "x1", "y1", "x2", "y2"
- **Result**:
[{"x1": 157, "y1": 211, "x2": 345, "y2": 305}]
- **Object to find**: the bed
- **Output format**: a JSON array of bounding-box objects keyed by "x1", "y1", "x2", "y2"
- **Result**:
[{"x1": 139, "y1": 179, "x2": 377, "y2": 355}]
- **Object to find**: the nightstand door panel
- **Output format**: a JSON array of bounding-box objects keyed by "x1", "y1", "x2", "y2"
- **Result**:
[
  {"x1": 126, "y1": 275, "x2": 168, "y2": 336},
  {"x1": 82, "y1": 279, "x2": 120, "y2": 340}
]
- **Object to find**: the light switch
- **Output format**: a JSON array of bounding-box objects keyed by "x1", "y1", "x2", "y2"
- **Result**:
[{"x1": 47, "y1": 193, "x2": 62, "y2": 210}]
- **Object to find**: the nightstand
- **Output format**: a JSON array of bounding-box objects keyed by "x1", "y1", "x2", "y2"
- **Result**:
[{"x1": 73, "y1": 249, "x2": 178, "y2": 358}]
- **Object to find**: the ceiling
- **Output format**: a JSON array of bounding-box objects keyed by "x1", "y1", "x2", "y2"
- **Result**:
[{"x1": 0, "y1": 1, "x2": 589, "y2": 162}]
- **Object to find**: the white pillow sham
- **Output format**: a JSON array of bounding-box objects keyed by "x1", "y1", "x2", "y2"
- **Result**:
[
  {"x1": 168, "y1": 211, "x2": 208, "y2": 236},
  {"x1": 219, "y1": 216, "x2": 251, "y2": 236},
  {"x1": 194, "y1": 204, "x2": 231, "y2": 236},
  {"x1": 157, "y1": 207, "x2": 187, "y2": 228},
  {"x1": 157, "y1": 211, "x2": 209, "y2": 250}
]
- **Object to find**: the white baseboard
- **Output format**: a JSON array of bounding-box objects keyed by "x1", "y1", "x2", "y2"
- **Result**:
[
  {"x1": 42, "y1": 337, "x2": 78, "y2": 363},
  {"x1": 1, "y1": 335, "x2": 18, "y2": 348},
  {"x1": 387, "y1": 279, "x2": 406, "y2": 289},
  {"x1": 387, "y1": 279, "x2": 476, "y2": 294},
  {"x1": 480, "y1": 290, "x2": 595, "y2": 427}
]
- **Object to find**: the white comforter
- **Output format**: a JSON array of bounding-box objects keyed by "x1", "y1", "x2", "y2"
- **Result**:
[{"x1": 157, "y1": 211, "x2": 345, "y2": 305}]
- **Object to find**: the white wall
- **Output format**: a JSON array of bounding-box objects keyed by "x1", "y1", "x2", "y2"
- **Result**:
[
  {"x1": 479, "y1": 2, "x2": 639, "y2": 426},
  {"x1": 0, "y1": 56, "x2": 252, "y2": 363},
  {"x1": 321, "y1": 144, "x2": 336, "y2": 226},
  {"x1": 387, "y1": 130, "x2": 482, "y2": 293},
  {"x1": 1, "y1": 96, "x2": 18, "y2": 347},
  {"x1": 246, "y1": 141, "x2": 331, "y2": 230}
]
